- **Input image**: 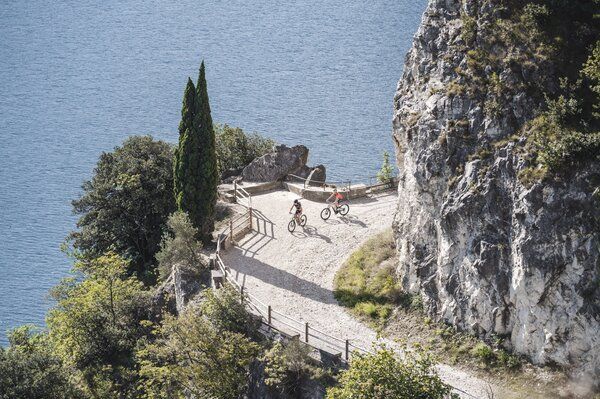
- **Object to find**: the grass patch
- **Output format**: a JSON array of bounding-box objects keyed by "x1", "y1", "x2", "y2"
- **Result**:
[{"x1": 333, "y1": 229, "x2": 402, "y2": 325}]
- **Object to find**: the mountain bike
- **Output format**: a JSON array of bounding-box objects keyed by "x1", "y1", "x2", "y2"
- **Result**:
[
  {"x1": 288, "y1": 213, "x2": 307, "y2": 232},
  {"x1": 320, "y1": 201, "x2": 349, "y2": 220}
]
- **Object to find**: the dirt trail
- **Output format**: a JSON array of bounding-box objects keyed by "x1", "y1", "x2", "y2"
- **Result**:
[{"x1": 221, "y1": 189, "x2": 501, "y2": 398}]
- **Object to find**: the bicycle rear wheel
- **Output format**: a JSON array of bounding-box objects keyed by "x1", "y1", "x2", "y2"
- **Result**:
[
  {"x1": 320, "y1": 208, "x2": 331, "y2": 220},
  {"x1": 288, "y1": 219, "x2": 296, "y2": 232}
]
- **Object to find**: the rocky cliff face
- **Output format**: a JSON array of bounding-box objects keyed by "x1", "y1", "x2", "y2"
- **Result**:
[{"x1": 393, "y1": 0, "x2": 600, "y2": 378}]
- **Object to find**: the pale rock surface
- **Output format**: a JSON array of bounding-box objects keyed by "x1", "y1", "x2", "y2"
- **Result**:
[{"x1": 393, "y1": 0, "x2": 599, "y2": 379}]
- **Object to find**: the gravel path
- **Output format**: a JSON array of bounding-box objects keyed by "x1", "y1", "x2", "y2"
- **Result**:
[{"x1": 221, "y1": 189, "x2": 500, "y2": 398}]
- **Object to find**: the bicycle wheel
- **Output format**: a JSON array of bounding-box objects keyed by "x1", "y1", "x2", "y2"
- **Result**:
[
  {"x1": 320, "y1": 207, "x2": 331, "y2": 220},
  {"x1": 339, "y1": 203, "x2": 349, "y2": 216},
  {"x1": 300, "y1": 214, "x2": 307, "y2": 226},
  {"x1": 288, "y1": 219, "x2": 296, "y2": 232}
]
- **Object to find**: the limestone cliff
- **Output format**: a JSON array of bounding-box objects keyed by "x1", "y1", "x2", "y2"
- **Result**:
[{"x1": 393, "y1": 0, "x2": 600, "y2": 378}]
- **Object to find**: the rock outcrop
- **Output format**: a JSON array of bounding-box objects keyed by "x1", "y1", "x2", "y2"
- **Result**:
[
  {"x1": 393, "y1": 0, "x2": 600, "y2": 379},
  {"x1": 241, "y1": 145, "x2": 325, "y2": 183},
  {"x1": 153, "y1": 259, "x2": 210, "y2": 316}
]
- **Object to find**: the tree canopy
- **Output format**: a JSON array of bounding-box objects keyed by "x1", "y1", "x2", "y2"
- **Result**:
[
  {"x1": 326, "y1": 347, "x2": 456, "y2": 399},
  {"x1": 47, "y1": 253, "x2": 153, "y2": 398},
  {"x1": 0, "y1": 326, "x2": 84, "y2": 399},
  {"x1": 70, "y1": 135, "x2": 175, "y2": 284}
]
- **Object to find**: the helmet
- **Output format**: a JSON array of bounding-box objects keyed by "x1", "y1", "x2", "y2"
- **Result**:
[{"x1": 294, "y1": 199, "x2": 299, "y2": 204}]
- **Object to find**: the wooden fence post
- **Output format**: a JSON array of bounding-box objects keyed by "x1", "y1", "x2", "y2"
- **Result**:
[
  {"x1": 240, "y1": 286, "x2": 244, "y2": 304},
  {"x1": 345, "y1": 340, "x2": 349, "y2": 361},
  {"x1": 268, "y1": 306, "x2": 272, "y2": 325},
  {"x1": 233, "y1": 181, "x2": 237, "y2": 203},
  {"x1": 248, "y1": 207, "x2": 253, "y2": 230},
  {"x1": 305, "y1": 322, "x2": 309, "y2": 343},
  {"x1": 229, "y1": 219, "x2": 234, "y2": 244}
]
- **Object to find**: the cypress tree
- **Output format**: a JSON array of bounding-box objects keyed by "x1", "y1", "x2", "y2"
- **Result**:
[
  {"x1": 173, "y1": 63, "x2": 218, "y2": 243},
  {"x1": 193, "y1": 61, "x2": 218, "y2": 241},
  {"x1": 173, "y1": 78, "x2": 201, "y2": 236}
]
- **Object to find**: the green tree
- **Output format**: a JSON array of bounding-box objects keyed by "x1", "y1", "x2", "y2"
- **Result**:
[
  {"x1": 376, "y1": 151, "x2": 394, "y2": 185},
  {"x1": 262, "y1": 339, "x2": 324, "y2": 398},
  {"x1": 215, "y1": 124, "x2": 275, "y2": 174},
  {"x1": 583, "y1": 40, "x2": 600, "y2": 117},
  {"x1": 137, "y1": 299, "x2": 260, "y2": 399},
  {"x1": 156, "y1": 211, "x2": 205, "y2": 280},
  {"x1": 0, "y1": 326, "x2": 85, "y2": 399},
  {"x1": 326, "y1": 347, "x2": 456, "y2": 399},
  {"x1": 70, "y1": 135, "x2": 175, "y2": 284},
  {"x1": 199, "y1": 286, "x2": 260, "y2": 336},
  {"x1": 47, "y1": 253, "x2": 153, "y2": 398},
  {"x1": 174, "y1": 62, "x2": 218, "y2": 243}
]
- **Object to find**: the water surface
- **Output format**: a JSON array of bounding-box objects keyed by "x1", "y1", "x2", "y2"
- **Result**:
[{"x1": 0, "y1": 0, "x2": 426, "y2": 344}]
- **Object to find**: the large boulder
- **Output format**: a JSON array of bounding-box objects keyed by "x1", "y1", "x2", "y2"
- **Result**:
[{"x1": 242, "y1": 145, "x2": 309, "y2": 182}]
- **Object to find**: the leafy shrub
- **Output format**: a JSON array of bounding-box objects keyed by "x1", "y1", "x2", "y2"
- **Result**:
[
  {"x1": 471, "y1": 342, "x2": 494, "y2": 363},
  {"x1": 137, "y1": 303, "x2": 260, "y2": 399},
  {"x1": 156, "y1": 211, "x2": 205, "y2": 279},
  {"x1": 326, "y1": 347, "x2": 457, "y2": 399},
  {"x1": 262, "y1": 340, "x2": 325, "y2": 396},
  {"x1": 215, "y1": 124, "x2": 275, "y2": 175},
  {"x1": 199, "y1": 285, "x2": 260, "y2": 337}
]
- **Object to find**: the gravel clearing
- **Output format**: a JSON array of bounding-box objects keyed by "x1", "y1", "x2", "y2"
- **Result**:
[{"x1": 221, "y1": 189, "x2": 501, "y2": 398}]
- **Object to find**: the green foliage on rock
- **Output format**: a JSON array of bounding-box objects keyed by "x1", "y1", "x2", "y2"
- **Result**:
[
  {"x1": 156, "y1": 211, "x2": 204, "y2": 280},
  {"x1": 70, "y1": 135, "x2": 175, "y2": 284},
  {"x1": 137, "y1": 287, "x2": 260, "y2": 399},
  {"x1": 262, "y1": 339, "x2": 325, "y2": 397},
  {"x1": 173, "y1": 62, "x2": 218, "y2": 242},
  {"x1": 334, "y1": 229, "x2": 403, "y2": 324},
  {"x1": 326, "y1": 347, "x2": 456, "y2": 399},
  {"x1": 215, "y1": 124, "x2": 275, "y2": 175},
  {"x1": 0, "y1": 326, "x2": 84, "y2": 399},
  {"x1": 47, "y1": 253, "x2": 153, "y2": 398},
  {"x1": 454, "y1": 0, "x2": 599, "y2": 180}
]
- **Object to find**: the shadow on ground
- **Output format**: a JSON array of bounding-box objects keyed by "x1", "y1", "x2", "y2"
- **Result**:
[{"x1": 225, "y1": 246, "x2": 338, "y2": 305}]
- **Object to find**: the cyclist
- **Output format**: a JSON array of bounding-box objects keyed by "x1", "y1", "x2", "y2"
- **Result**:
[
  {"x1": 289, "y1": 199, "x2": 303, "y2": 223},
  {"x1": 327, "y1": 187, "x2": 344, "y2": 213}
]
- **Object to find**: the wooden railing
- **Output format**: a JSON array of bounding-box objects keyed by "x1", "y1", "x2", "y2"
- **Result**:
[
  {"x1": 212, "y1": 188, "x2": 479, "y2": 399},
  {"x1": 233, "y1": 181, "x2": 252, "y2": 208},
  {"x1": 213, "y1": 207, "x2": 373, "y2": 362}
]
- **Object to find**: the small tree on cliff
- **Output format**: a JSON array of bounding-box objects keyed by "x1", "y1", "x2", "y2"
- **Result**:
[
  {"x1": 377, "y1": 151, "x2": 394, "y2": 185},
  {"x1": 173, "y1": 62, "x2": 218, "y2": 242}
]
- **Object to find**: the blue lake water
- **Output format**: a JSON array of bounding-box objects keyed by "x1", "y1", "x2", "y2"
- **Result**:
[{"x1": 0, "y1": 0, "x2": 426, "y2": 344}]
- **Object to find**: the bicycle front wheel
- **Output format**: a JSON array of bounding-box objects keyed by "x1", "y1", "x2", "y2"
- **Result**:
[
  {"x1": 300, "y1": 214, "x2": 307, "y2": 226},
  {"x1": 320, "y1": 208, "x2": 331, "y2": 220},
  {"x1": 339, "y1": 204, "x2": 349, "y2": 216},
  {"x1": 288, "y1": 219, "x2": 296, "y2": 232}
]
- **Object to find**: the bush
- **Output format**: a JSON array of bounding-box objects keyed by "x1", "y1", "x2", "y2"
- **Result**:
[
  {"x1": 156, "y1": 211, "x2": 205, "y2": 280},
  {"x1": 471, "y1": 342, "x2": 494, "y2": 363},
  {"x1": 262, "y1": 340, "x2": 325, "y2": 396},
  {"x1": 326, "y1": 347, "x2": 457, "y2": 399},
  {"x1": 215, "y1": 124, "x2": 275, "y2": 175},
  {"x1": 137, "y1": 303, "x2": 260, "y2": 399}
]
